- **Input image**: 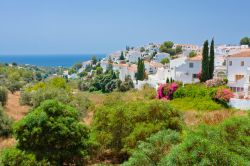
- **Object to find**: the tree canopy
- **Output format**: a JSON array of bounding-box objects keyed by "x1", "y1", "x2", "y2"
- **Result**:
[{"x1": 13, "y1": 100, "x2": 90, "y2": 165}]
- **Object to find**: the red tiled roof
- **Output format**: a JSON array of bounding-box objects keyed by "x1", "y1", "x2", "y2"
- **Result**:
[{"x1": 228, "y1": 49, "x2": 250, "y2": 58}]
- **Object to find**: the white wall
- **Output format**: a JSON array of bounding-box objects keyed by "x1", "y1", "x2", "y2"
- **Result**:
[
  {"x1": 229, "y1": 98, "x2": 250, "y2": 110},
  {"x1": 227, "y1": 57, "x2": 250, "y2": 84}
]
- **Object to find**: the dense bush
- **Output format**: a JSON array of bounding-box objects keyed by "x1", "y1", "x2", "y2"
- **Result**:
[
  {"x1": 1, "y1": 148, "x2": 48, "y2": 166},
  {"x1": 20, "y1": 77, "x2": 72, "y2": 107},
  {"x1": 69, "y1": 92, "x2": 92, "y2": 117},
  {"x1": 13, "y1": 100, "x2": 90, "y2": 165},
  {"x1": 205, "y1": 78, "x2": 227, "y2": 87},
  {"x1": 117, "y1": 76, "x2": 134, "y2": 92},
  {"x1": 78, "y1": 70, "x2": 120, "y2": 93},
  {"x1": 0, "y1": 106, "x2": 13, "y2": 137},
  {"x1": 91, "y1": 100, "x2": 183, "y2": 162},
  {"x1": 173, "y1": 84, "x2": 216, "y2": 99},
  {"x1": 157, "y1": 83, "x2": 178, "y2": 100},
  {"x1": 159, "y1": 116, "x2": 250, "y2": 166},
  {"x1": 0, "y1": 86, "x2": 8, "y2": 106},
  {"x1": 122, "y1": 130, "x2": 181, "y2": 166},
  {"x1": 214, "y1": 87, "x2": 234, "y2": 107}
]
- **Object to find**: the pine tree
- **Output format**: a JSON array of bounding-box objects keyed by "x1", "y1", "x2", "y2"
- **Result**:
[
  {"x1": 201, "y1": 40, "x2": 209, "y2": 82},
  {"x1": 209, "y1": 38, "x2": 215, "y2": 79},
  {"x1": 119, "y1": 51, "x2": 125, "y2": 60}
]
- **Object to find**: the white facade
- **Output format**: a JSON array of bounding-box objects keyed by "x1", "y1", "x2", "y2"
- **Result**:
[
  {"x1": 127, "y1": 51, "x2": 142, "y2": 63},
  {"x1": 226, "y1": 50, "x2": 250, "y2": 97}
]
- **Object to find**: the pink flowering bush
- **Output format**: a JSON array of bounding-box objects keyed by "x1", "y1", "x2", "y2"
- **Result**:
[
  {"x1": 214, "y1": 87, "x2": 234, "y2": 107},
  {"x1": 157, "y1": 83, "x2": 178, "y2": 100},
  {"x1": 205, "y1": 78, "x2": 227, "y2": 87}
]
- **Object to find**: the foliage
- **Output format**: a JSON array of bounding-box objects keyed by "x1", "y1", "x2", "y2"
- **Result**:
[
  {"x1": 209, "y1": 38, "x2": 215, "y2": 79},
  {"x1": 92, "y1": 56, "x2": 97, "y2": 65},
  {"x1": 122, "y1": 130, "x2": 181, "y2": 166},
  {"x1": 160, "y1": 58, "x2": 169, "y2": 64},
  {"x1": 240, "y1": 36, "x2": 250, "y2": 46},
  {"x1": 0, "y1": 105, "x2": 13, "y2": 137},
  {"x1": 169, "y1": 97, "x2": 222, "y2": 111},
  {"x1": 173, "y1": 84, "x2": 216, "y2": 99},
  {"x1": 175, "y1": 46, "x2": 182, "y2": 54},
  {"x1": 20, "y1": 77, "x2": 72, "y2": 107},
  {"x1": 160, "y1": 41, "x2": 181, "y2": 56},
  {"x1": 157, "y1": 83, "x2": 178, "y2": 100},
  {"x1": 201, "y1": 40, "x2": 209, "y2": 82},
  {"x1": 188, "y1": 51, "x2": 197, "y2": 58},
  {"x1": 119, "y1": 51, "x2": 125, "y2": 60},
  {"x1": 14, "y1": 100, "x2": 90, "y2": 165},
  {"x1": 159, "y1": 116, "x2": 250, "y2": 166},
  {"x1": 214, "y1": 87, "x2": 234, "y2": 107},
  {"x1": 7, "y1": 81, "x2": 23, "y2": 94},
  {"x1": 1, "y1": 148, "x2": 48, "y2": 166},
  {"x1": 117, "y1": 76, "x2": 134, "y2": 92},
  {"x1": 136, "y1": 58, "x2": 145, "y2": 81},
  {"x1": 205, "y1": 78, "x2": 227, "y2": 87},
  {"x1": 0, "y1": 86, "x2": 8, "y2": 106},
  {"x1": 91, "y1": 100, "x2": 183, "y2": 161},
  {"x1": 69, "y1": 92, "x2": 92, "y2": 117}
]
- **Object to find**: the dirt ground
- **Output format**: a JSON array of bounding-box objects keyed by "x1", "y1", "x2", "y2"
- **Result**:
[{"x1": 4, "y1": 92, "x2": 30, "y2": 121}]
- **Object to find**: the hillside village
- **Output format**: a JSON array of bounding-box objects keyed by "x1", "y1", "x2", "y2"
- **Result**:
[{"x1": 64, "y1": 40, "x2": 250, "y2": 109}]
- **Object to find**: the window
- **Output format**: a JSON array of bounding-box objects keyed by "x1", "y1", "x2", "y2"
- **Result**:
[
  {"x1": 189, "y1": 62, "x2": 194, "y2": 68},
  {"x1": 193, "y1": 74, "x2": 198, "y2": 78},
  {"x1": 241, "y1": 61, "x2": 244, "y2": 66},
  {"x1": 229, "y1": 61, "x2": 232, "y2": 66},
  {"x1": 235, "y1": 75, "x2": 244, "y2": 81}
]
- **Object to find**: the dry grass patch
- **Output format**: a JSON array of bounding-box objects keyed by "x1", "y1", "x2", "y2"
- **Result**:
[
  {"x1": 0, "y1": 137, "x2": 16, "y2": 150},
  {"x1": 5, "y1": 92, "x2": 30, "y2": 121},
  {"x1": 184, "y1": 109, "x2": 248, "y2": 127}
]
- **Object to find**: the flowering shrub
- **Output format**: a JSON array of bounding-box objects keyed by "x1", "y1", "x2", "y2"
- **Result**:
[
  {"x1": 205, "y1": 78, "x2": 227, "y2": 87},
  {"x1": 214, "y1": 88, "x2": 234, "y2": 107},
  {"x1": 157, "y1": 83, "x2": 178, "y2": 100}
]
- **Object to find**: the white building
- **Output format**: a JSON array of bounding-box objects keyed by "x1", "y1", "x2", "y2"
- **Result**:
[
  {"x1": 171, "y1": 55, "x2": 202, "y2": 84},
  {"x1": 145, "y1": 61, "x2": 164, "y2": 74},
  {"x1": 127, "y1": 51, "x2": 142, "y2": 63},
  {"x1": 226, "y1": 50, "x2": 250, "y2": 97},
  {"x1": 154, "y1": 53, "x2": 170, "y2": 62}
]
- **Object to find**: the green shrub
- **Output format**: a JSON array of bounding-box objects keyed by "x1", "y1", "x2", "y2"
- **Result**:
[
  {"x1": 1, "y1": 148, "x2": 48, "y2": 166},
  {"x1": 70, "y1": 92, "x2": 92, "y2": 117},
  {"x1": 30, "y1": 88, "x2": 72, "y2": 107},
  {"x1": 122, "y1": 130, "x2": 181, "y2": 166},
  {"x1": 0, "y1": 106, "x2": 13, "y2": 137},
  {"x1": 0, "y1": 86, "x2": 8, "y2": 106},
  {"x1": 14, "y1": 100, "x2": 90, "y2": 165},
  {"x1": 91, "y1": 100, "x2": 183, "y2": 161},
  {"x1": 159, "y1": 116, "x2": 250, "y2": 166},
  {"x1": 170, "y1": 97, "x2": 222, "y2": 111},
  {"x1": 7, "y1": 81, "x2": 23, "y2": 94}
]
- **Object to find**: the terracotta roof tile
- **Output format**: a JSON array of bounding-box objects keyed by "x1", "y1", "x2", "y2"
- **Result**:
[{"x1": 228, "y1": 49, "x2": 250, "y2": 58}]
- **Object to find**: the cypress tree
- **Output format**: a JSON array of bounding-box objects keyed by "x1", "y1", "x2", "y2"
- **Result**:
[
  {"x1": 106, "y1": 56, "x2": 113, "y2": 73},
  {"x1": 119, "y1": 51, "x2": 125, "y2": 60},
  {"x1": 209, "y1": 38, "x2": 215, "y2": 79},
  {"x1": 201, "y1": 40, "x2": 209, "y2": 82},
  {"x1": 137, "y1": 58, "x2": 145, "y2": 81}
]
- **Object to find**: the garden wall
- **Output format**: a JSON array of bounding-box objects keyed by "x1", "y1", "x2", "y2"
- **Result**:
[{"x1": 229, "y1": 98, "x2": 250, "y2": 110}]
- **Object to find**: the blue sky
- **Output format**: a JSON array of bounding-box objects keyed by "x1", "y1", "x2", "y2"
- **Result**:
[{"x1": 0, "y1": 0, "x2": 250, "y2": 55}]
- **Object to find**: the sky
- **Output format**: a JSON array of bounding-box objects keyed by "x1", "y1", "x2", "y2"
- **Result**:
[{"x1": 0, "y1": 0, "x2": 250, "y2": 55}]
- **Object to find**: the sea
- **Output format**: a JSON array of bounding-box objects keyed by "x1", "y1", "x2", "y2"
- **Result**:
[{"x1": 0, "y1": 54, "x2": 106, "y2": 68}]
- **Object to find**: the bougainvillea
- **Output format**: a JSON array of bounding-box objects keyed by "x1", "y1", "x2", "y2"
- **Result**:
[
  {"x1": 214, "y1": 87, "x2": 234, "y2": 103},
  {"x1": 157, "y1": 83, "x2": 178, "y2": 100},
  {"x1": 205, "y1": 78, "x2": 227, "y2": 87}
]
